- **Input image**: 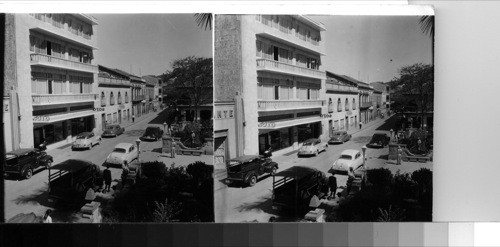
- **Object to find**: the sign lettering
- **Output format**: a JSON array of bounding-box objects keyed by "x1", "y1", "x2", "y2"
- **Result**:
[
  {"x1": 93, "y1": 108, "x2": 105, "y2": 112},
  {"x1": 321, "y1": 114, "x2": 332, "y2": 118},
  {"x1": 33, "y1": 116, "x2": 50, "y2": 122},
  {"x1": 258, "y1": 122, "x2": 276, "y2": 128}
]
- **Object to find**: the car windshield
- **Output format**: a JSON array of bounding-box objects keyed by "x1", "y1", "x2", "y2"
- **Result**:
[
  {"x1": 339, "y1": 154, "x2": 352, "y2": 160},
  {"x1": 112, "y1": 148, "x2": 127, "y2": 153},
  {"x1": 6, "y1": 154, "x2": 17, "y2": 165},
  {"x1": 228, "y1": 161, "x2": 240, "y2": 166},
  {"x1": 303, "y1": 142, "x2": 313, "y2": 146},
  {"x1": 76, "y1": 135, "x2": 87, "y2": 139},
  {"x1": 106, "y1": 126, "x2": 115, "y2": 130},
  {"x1": 144, "y1": 128, "x2": 157, "y2": 135}
]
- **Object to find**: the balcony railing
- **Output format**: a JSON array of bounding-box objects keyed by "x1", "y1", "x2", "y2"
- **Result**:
[
  {"x1": 31, "y1": 53, "x2": 97, "y2": 73},
  {"x1": 360, "y1": 102, "x2": 373, "y2": 108},
  {"x1": 98, "y1": 77, "x2": 130, "y2": 87},
  {"x1": 257, "y1": 100, "x2": 324, "y2": 111},
  {"x1": 132, "y1": 95, "x2": 146, "y2": 102},
  {"x1": 256, "y1": 59, "x2": 325, "y2": 80},
  {"x1": 32, "y1": 93, "x2": 97, "y2": 106},
  {"x1": 326, "y1": 83, "x2": 358, "y2": 93}
]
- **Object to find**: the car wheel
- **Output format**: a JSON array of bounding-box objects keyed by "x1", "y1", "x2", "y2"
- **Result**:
[
  {"x1": 270, "y1": 167, "x2": 277, "y2": 176},
  {"x1": 24, "y1": 168, "x2": 33, "y2": 179},
  {"x1": 248, "y1": 175, "x2": 257, "y2": 187}
]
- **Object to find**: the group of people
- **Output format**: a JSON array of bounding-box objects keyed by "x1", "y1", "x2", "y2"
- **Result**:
[{"x1": 321, "y1": 167, "x2": 358, "y2": 200}]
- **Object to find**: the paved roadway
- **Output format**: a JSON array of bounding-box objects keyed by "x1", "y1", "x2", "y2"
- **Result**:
[
  {"x1": 3, "y1": 110, "x2": 207, "y2": 222},
  {"x1": 214, "y1": 117, "x2": 397, "y2": 223}
]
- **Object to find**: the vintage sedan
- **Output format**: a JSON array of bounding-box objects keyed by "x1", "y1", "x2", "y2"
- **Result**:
[
  {"x1": 328, "y1": 131, "x2": 352, "y2": 144},
  {"x1": 367, "y1": 133, "x2": 391, "y2": 148},
  {"x1": 102, "y1": 124, "x2": 125, "y2": 137},
  {"x1": 331, "y1": 149, "x2": 364, "y2": 175},
  {"x1": 5, "y1": 148, "x2": 53, "y2": 179},
  {"x1": 72, "y1": 132, "x2": 101, "y2": 150},
  {"x1": 141, "y1": 126, "x2": 164, "y2": 141},
  {"x1": 105, "y1": 143, "x2": 139, "y2": 167},
  {"x1": 298, "y1": 138, "x2": 328, "y2": 157},
  {"x1": 225, "y1": 154, "x2": 278, "y2": 187}
]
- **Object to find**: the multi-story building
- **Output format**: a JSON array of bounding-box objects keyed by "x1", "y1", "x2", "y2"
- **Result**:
[
  {"x1": 97, "y1": 65, "x2": 132, "y2": 129},
  {"x1": 371, "y1": 89, "x2": 383, "y2": 119},
  {"x1": 325, "y1": 71, "x2": 360, "y2": 135},
  {"x1": 142, "y1": 75, "x2": 161, "y2": 111},
  {"x1": 370, "y1": 81, "x2": 390, "y2": 116},
  {"x1": 357, "y1": 81, "x2": 373, "y2": 124},
  {"x1": 130, "y1": 75, "x2": 146, "y2": 118},
  {"x1": 215, "y1": 15, "x2": 327, "y2": 159},
  {"x1": 4, "y1": 13, "x2": 99, "y2": 151},
  {"x1": 142, "y1": 76, "x2": 156, "y2": 113}
]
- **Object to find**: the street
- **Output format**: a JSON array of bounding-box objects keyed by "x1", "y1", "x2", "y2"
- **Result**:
[
  {"x1": 214, "y1": 115, "x2": 433, "y2": 222},
  {"x1": 4, "y1": 110, "x2": 212, "y2": 222}
]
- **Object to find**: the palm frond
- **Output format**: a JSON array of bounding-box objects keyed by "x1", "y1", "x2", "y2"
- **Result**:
[
  {"x1": 194, "y1": 13, "x2": 212, "y2": 30},
  {"x1": 419, "y1": 15, "x2": 434, "y2": 38}
]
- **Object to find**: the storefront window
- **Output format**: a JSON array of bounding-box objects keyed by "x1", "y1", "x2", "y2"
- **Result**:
[{"x1": 269, "y1": 131, "x2": 281, "y2": 151}]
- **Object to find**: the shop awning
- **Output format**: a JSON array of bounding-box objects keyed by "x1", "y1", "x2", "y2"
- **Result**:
[
  {"x1": 258, "y1": 116, "x2": 322, "y2": 130},
  {"x1": 32, "y1": 110, "x2": 95, "y2": 124}
]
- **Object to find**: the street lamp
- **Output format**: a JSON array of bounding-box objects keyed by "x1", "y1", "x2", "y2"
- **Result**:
[
  {"x1": 163, "y1": 122, "x2": 167, "y2": 135},
  {"x1": 362, "y1": 145, "x2": 367, "y2": 168},
  {"x1": 136, "y1": 139, "x2": 141, "y2": 162},
  {"x1": 390, "y1": 129, "x2": 394, "y2": 140}
]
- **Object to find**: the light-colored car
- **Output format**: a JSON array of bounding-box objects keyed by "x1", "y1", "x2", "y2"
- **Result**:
[
  {"x1": 72, "y1": 132, "x2": 101, "y2": 150},
  {"x1": 105, "y1": 143, "x2": 139, "y2": 167},
  {"x1": 328, "y1": 131, "x2": 352, "y2": 144},
  {"x1": 331, "y1": 149, "x2": 364, "y2": 174},
  {"x1": 298, "y1": 138, "x2": 328, "y2": 157}
]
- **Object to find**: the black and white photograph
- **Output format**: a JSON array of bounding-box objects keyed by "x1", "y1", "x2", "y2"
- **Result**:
[
  {"x1": 3, "y1": 13, "x2": 214, "y2": 223},
  {"x1": 214, "y1": 13, "x2": 434, "y2": 222}
]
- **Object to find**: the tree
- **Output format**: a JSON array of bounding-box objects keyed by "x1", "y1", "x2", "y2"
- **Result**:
[
  {"x1": 194, "y1": 13, "x2": 212, "y2": 30},
  {"x1": 388, "y1": 63, "x2": 433, "y2": 128},
  {"x1": 161, "y1": 57, "x2": 213, "y2": 121},
  {"x1": 419, "y1": 15, "x2": 434, "y2": 64}
]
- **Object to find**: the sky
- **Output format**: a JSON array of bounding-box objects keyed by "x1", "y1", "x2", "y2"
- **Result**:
[
  {"x1": 310, "y1": 15, "x2": 433, "y2": 83},
  {"x1": 92, "y1": 14, "x2": 212, "y2": 77}
]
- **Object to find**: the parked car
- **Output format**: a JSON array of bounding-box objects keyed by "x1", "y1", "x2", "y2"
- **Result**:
[
  {"x1": 328, "y1": 131, "x2": 351, "y2": 144},
  {"x1": 298, "y1": 138, "x2": 328, "y2": 157},
  {"x1": 105, "y1": 143, "x2": 139, "y2": 167},
  {"x1": 72, "y1": 132, "x2": 102, "y2": 150},
  {"x1": 226, "y1": 153, "x2": 278, "y2": 187},
  {"x1": 141, "y1": 126, "x2": 164, "y2": 141},
  {"x1": 272, "y1": 166, "x2": 326, "y2": 214},
  {"x1": 331, "y1": 149, "x2": 365, "y2": 175},
  {"x1": 102, "y1": 124, "x2": 125, "y2": 137},
  {"x1": 4, "y1": 148, "x2": 53, "y2": 179},
  {"x1": 367, "y1": 132, "x2": 390, "y2": 148},
  {"x1": 48, "y1": 159, "x2": 103, "y2": 204}
]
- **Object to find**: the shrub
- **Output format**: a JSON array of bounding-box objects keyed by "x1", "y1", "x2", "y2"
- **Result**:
[
  {"x1": 377, "y1": 205, "x2": 406, "y2": 222},
  {"x1": 393, "y1": 171, "x2": 416, "y2": 200},
  {"x1": 141, "y1": 161, "x2": 167, "y2": 181},
  {"x1": 367, "y1": 168, "x2": 393, "y2": 188}
]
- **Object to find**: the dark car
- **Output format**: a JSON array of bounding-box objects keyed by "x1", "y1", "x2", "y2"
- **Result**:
[
  {"x1": 226, "y1": 154, "x2": 278, "y2": 187},
  {"x1": 328, "y1": 131, "x2": 351, "y2": 144},
  {"x1": 4, "y1": 148, "x2": 53, "y2": 179},
  {"x1": 141, "y1": 126, "x2": 164, "y2": 141},
  {"x1": 102, "y1": 124, "x2": 125, "y2": 137},
  {"x1": 272, "y1": 166, "x2": 326, "y2": 214},
  {"x1": 48, "y1": 159, "x2": 103, "y2": 204},
  {"x1": 367, "y1": 133, "x2": 391, "y2": 148}
]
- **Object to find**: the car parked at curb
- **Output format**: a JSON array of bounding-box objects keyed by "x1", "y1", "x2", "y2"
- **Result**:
[
  {"x1": 4, "y1": 148, "x2": 54, "y2": 179},
  {"x1": 105, "y1": 143, "x2": 139, "y2": 168},
  {"x1": 102, "y1": 124, "x2": 125, "y2": 137},
  {"x1": 226, "y1": 151, "x2": 278, "y2": 187},
  {"x1": 367, "y1": 132, "x2": 390, "y2": 148},
  {"x1": 328, "y1": 131, "x2": 351, "y2": 144},
  {"x1": 72, "y1": 132, "x2": 102, "y2": 150},
  {"x1": 331, "y1": 149, "x2": 364, "y2": 175},
  {"x1": 141, "y1": 126, "x2": 164, "y2": 141},
  {"x1": 298, "y1": 138, "x2": 328, "y2": 157}
]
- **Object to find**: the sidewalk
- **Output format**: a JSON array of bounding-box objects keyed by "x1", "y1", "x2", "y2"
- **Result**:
[{"x1": 345, "y1": 114, "x2": 395, "y2": 137}]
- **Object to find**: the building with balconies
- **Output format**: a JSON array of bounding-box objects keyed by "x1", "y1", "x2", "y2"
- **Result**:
[
  {"x1": 97, "y1": 65, "x2": 132, "y2": 129},
  {"x1": 4, "y1": 13, "x2": 99, "y2": 151},
  {"x1": 325, "y1": 71, "x2": 360, "y2": 135},
  {"x1": 370, "y1": 81, "x2": 390, "y2": 116},
  {"x1": 143, "y1": 75, "x2": 161, "y2": 112},
  {"x1": 214, "y1": 15, "x2": 327, "y2": 158}
]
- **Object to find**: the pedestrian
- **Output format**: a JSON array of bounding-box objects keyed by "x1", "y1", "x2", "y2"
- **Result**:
[
  {"x1": 397, "y1": 146, "x2": 403, "y2": 165},
  {"x1": 43, "y1": 209, "x2": 52, "y2": 223},
  {"x1": 359, "y1": 121, "x2": 363, "y2": 129},
  {"x1": 417, "y1": 138, "x2": 422, "y2": 151},
  {"x1": 346, "y1": 167, "x2": 355, "y2": 195},
  {"x1": 103, "y1": 165, "x2": 112, "y2": 193},
  {"x1": 328, "y1": 175, "x2": 337, "y2": 199},
  {"x1": 132, "y1": 114, "x2": 135, "y2": 123}
]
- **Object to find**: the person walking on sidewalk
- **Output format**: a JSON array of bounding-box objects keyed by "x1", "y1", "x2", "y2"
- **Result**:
[
  {"x1": 328, "y1": 175, "x2": 337, "y2": 199},
  {"x1": 132, "y1": 114, "x2": 135, "y2": 123},
  {"x1": 103, "y1": 165, "x2": 112, "y2": 193},
  {"x1": 359, "y1": 121, "x2": 363, "y2": 129}
]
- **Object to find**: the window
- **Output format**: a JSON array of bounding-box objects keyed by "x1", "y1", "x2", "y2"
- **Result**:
[
  {"x1": 125, "y1": 92, "x2": 129, "y2": 103},
  {"x1": 110, "y1": 92, "x2": 115, "y2": 105},
  {"x1": 328, "y1": 98, "x2": 333, "y2": 113},
  {"x1": 256, "y1": 40, "x2": 262, "y2": 57},
  {"x1": 353, "y1": 98, "x2": 356, "y2": 110},
  {"x1": 118, "y1": 92, "x2": 122, "y2": 104},
  {"x1": 345, "y1": 99, "x2": 349, "y2": 111},
  {"x1": 337, "y1": 98, "x2": 342, "y2": 112}
]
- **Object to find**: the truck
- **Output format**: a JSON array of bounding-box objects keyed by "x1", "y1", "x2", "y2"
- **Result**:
[
  {"x1": 48, "y1": 159, "x2": 103, "y2": 205},
  {"x1": 272, "y1": 166, "x2": 326, "y2": 215}
]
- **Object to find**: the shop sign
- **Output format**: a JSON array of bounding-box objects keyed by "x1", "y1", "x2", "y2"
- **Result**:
[
  {"x1": 215, "y1": 109, "x2": 234, "y2": 119},
  {"x1": 258, "y1": 122, "x2": 276, "y2": 128},
  {"x1": 33, "y1": 116, "x2": 50, "y2": 122},
  {"x1": 4, "y1": 103, "x2": 9, "y2": 112},
  {"x1": 93, "y1": 108, "x2": 105, "y2": 112},
  {"x1": 320, "y1": 114, "x2": 332, "y2": 118}
]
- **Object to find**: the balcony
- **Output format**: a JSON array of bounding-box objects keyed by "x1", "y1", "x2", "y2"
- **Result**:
[
  {"x1": 132, "y1": 95, "x2": 146, "y2": 102},
  {"x1": 31, "y1": 53, "x2": 97, "y2": 74},
  {"x1": 326, "y1": 83, "x2": 358, "y2": 93},
  {"x1": 360, "y1": 101, "x2": 373, "y2": 109},
  {"x1": 257, "y1": 100, "x2": 324, "y2": 112},
  {"x1": 98, "y1": 77, "x2": 130, "y2": 87},
  {"x1": 256, "y1": 59, "x2": 325, "y2": 80},
  {"x1": 32, "y1": 93, "x2": 97, "y2": 106}
]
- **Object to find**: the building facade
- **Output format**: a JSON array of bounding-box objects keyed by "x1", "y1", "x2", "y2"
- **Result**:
[
  {"x1": 97, "y1": 65, "x2": 132, "y2": 129},
  {"x1": 4, "y1": 13, "x2": 99, "y2": 151},
  {"x1": 215, "y1": 15, "x2": 327, "y2": 158},
  {"x1": 325, "y1": 71, "x2": 359, "y2": 135},
  {"x1": 130, "y1": 76, "x2": 146, "y2": 118},
  {"x1": 370, "y1": 81, "x2": 390, "y2": 116},
  {"x1": 143, "y1": 75, "x2": 161, "y2": 111}
]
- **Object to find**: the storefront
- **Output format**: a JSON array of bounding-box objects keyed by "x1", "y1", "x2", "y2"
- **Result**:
[
  {"x1": 258, "y1": 122, "x2": 321, "y2": 154},
  {"x1": 33, "y1": 115, "x2": 94, "y2": 147}
]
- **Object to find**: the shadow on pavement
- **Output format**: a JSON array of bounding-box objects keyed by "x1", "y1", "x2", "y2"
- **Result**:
[
  {"x1": 4, "y1": 167, "x2": 47, "y2": 181},
  {"x1": 234, "y1": 194, "x2": 274, "y2": 215},
  {"x1": 124, "y1": 129, "x2": 144, "y2": 137},
  {"x1": 378, "y1": 154, "x2": 389, "y2": 160},
  {"x1": 375, "y1": 115, "x2": 399, "y2": 131},
  {"x1": 148, "y1": 109, "x2": 169, "y2": 125},
  {"x1": 13, "y1": 185, "x2": 52, "y2": 208}
]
